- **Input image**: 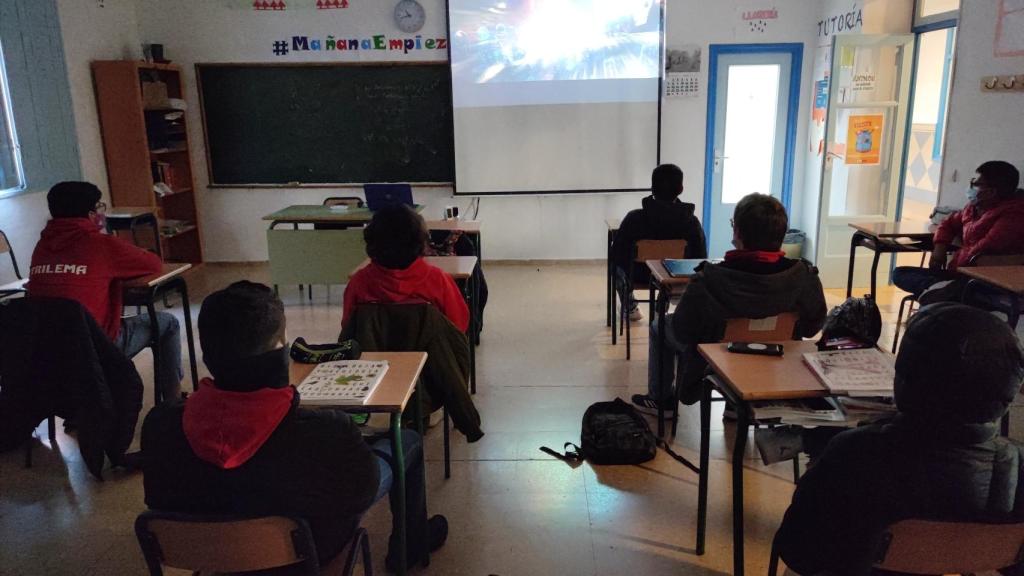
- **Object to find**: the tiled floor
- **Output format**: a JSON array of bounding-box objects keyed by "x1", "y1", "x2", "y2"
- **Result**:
[{"x1": 1, "y1": 261, "x2": 1021, "y2": 575}]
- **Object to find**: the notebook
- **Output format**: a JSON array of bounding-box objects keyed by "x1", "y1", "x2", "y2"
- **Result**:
[
  {"x1": 802, "y1": 349, "x2": 896, "y2": 397},
  {"x1": 296, "y1": 360, "x2": 389, "y2": 406}
]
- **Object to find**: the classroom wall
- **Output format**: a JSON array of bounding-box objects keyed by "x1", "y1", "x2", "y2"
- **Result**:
[
  {"x1": 938, "y1": 0, "x2": 1024, "y2": 208},
  {"x1": 133, "y1": 0, "x2": 826, "y2": 262},
  {"x1": 0, "y1": 0, "x2": 140, "y2": 284}
]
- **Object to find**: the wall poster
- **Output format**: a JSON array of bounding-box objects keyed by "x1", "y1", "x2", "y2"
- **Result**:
[{"x1": 845, "y1": 114, "x2": 884, "y2": 165}]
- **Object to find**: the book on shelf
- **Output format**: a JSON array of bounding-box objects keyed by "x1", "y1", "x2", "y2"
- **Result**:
[
  {"x1": 296, "y1": 360, "x2": 389, "y2": 406},
  {"x1": 803, "y1": 348, "x2": 896, "y2": 397}
]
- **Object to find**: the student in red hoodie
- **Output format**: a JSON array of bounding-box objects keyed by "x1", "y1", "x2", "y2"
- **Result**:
[
  {"x1": 28, "y1": 181, "x2": 183, "y2": 402},
  {"x1": 343, "y1": 204, "x2": 469, "y2": 333},
  {"x1": 893, "y1": 161, "x2": 1024, "y2": 302},
  {"x1": 142, "y1": 281, "x2": 447, "y2": 571}
]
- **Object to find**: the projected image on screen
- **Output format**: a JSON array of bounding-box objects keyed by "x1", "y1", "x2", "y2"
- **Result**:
[
  {"x1": 450, "y1": 0, "x2": 660, "y2": 107},
  {"x1": 451, "y1": 0, "x2": 659, "y2": 84},
  {"x1": 448, "y1": 0, "x2": 663, "y2": 194}
]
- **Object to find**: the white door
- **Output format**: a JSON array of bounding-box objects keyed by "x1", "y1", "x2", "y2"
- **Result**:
[
  {"x1": 706, "y1": 47, "x2": 800, "y2": 257},
  {"x1": 815, "y1": 34, "x2": 915, "y2": 288}
]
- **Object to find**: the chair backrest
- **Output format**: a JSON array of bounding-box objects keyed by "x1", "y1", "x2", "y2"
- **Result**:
[
  {"x1": 970, "y1": 253, "x2": 1024, "y2": 267},
  {"x1": 323, "y1": 196, "x2": 364, "y2": 209},
  {"x1": 723, "y1": 312, "x2": 798, "y2": 342},
  {"x1": 0, "y1": 229, "x2": 21, "y2": 279},
  {"x1": 874, "y1": 518, "x2": 1024, "y2": 574},
  {"x1": 134, "y1": 511, "x2": 320, "y2": 575},
  {"x1": 634, "y1": 239, "x2": 687, "y2": 262}
]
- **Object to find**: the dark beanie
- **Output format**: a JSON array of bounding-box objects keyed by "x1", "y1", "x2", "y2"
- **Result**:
[
  {"x1": 895, "y1": 303, "x2": 1024, "y2": 424},
  {"x1": 198, "y1": 281, "x2": 286, "y2": 388}
]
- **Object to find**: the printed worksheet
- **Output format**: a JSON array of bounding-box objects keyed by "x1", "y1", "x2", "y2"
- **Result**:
[{"x1": 297, "y1": 360, "x2": 389, "y2": 406}]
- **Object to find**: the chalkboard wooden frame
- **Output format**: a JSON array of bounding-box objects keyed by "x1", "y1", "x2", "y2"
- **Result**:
[{"x1": 195, "y1": 61, "x2": 454, "y2": 188}]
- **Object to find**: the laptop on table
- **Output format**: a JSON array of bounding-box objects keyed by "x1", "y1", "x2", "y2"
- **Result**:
[{"x1": 364, "y1": 184, "x2": 414, "y2": 211}]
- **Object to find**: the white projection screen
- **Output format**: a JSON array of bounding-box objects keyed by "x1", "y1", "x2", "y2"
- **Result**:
[{"x1": 447, "y1": 0, "x2": 663, "y2": 194}]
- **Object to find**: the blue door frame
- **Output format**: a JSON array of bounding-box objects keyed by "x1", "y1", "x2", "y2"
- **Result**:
[{"x1": 702, "y1": 43, "x2": 803, "y2": 237}]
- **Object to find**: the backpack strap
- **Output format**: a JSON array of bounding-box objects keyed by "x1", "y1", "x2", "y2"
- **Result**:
[
  {"x1": 540, "y1": 442, "x2": 584, "y2": 463},
  {"x1": 657, "y1": 439, "x2": 700, "y2": 475}
]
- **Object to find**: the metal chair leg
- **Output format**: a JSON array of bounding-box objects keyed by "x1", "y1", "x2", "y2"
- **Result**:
[{"x1": 443, "y1": 407, "x2": 451, "y2": 479}]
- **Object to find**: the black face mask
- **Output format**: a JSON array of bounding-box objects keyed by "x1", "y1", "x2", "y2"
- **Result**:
[{"x1": 206, "y1": 346, "x2": 290, "y2": 392}]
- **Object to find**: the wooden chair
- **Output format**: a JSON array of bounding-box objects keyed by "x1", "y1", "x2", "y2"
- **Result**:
[
  {"x1": 618, "y1": 239, "x2": 687, "y2": 360},
  {"x1": 0, "y1": 229, "x2": 27, "y2": 299},
  {"x1": 135, "y1": 511, "x2": 372, "y2": 576},
  {"x1": 769, "y1": 518, "x2": 1024, "y2": 575},
  {"x1": 671, "y1": 312, "x2": 800, "y2": 436}
]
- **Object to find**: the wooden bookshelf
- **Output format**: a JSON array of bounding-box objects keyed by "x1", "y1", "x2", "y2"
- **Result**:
[{"x1": 92, "y1": 61, "x2": 204, "y2": 265}]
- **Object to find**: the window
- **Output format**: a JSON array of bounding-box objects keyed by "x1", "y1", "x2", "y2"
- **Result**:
[
  {"x1": 915, "y1": 0, "x2": 960, "y2": 28},
  {"x1": 0, "y1": 39, "x2": 25, "y2": 196}
]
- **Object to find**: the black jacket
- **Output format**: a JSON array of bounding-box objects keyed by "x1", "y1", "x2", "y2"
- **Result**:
[
  {"x1": 341, "y1": 303, "x2": 483, "y2": 442},
  {"x1": 141, "y1": 399, "x2": 380, "y2": 564},
  {"x1": 0, "y1": 297, "x2": 143, "y2": 478},
  {"x1": 776, "y1": 416, "x2": 1024, "y2": 576},
  {"x1": 611, "y1": 196, "x2": 707, "y2": 276},
  {"x1": 670, "y1": 258, "x2": 827, "y2": 404}
]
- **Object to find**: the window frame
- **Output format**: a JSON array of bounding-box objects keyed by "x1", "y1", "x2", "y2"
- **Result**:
[
  {"x1": 0, "y1": 38, "x2": 26, "y2": 198},
  {"x1": 914, "y1": 0, "x2": 960, "y2": 30}
]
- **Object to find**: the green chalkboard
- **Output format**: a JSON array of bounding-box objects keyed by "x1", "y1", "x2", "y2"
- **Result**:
[{"x1": 196, "y1": 63, "x2": 453, "y2": 185}]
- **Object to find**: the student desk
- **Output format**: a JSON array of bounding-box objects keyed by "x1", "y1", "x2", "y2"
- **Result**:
[
  {"x1": 351, "y1": 256, "x2": 481, "y2": 394},
  {"x1": 846, "y1": 222, "x2": 935, "y2": 299},
  {"x1": 262, "y1": 205, "x2": 423, "y2": 291},
  {"x1": 606, "y1": 219, "x2": 621, "y2": 334},
  {"x1": 696, "y1": 340, "x2": 827, "y2": 575},
  {"x1": 106, "y1": 207, "x2": 161, "y2": 257},
  {"x1": 425, "y1": 220, "x2": 484, "y2": 346},
  {"x1": 290, "y1": 351, "x2": 428, "y2": 576},
  {"x1": 123, "y1": 263, "x2": 199, "y2": 403},
  {"x1": 645, "y1": 259, "x2": 698, "y2": 436}
]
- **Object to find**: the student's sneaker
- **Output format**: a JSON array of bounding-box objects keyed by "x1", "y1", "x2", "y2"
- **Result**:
[
  {"x1": 629, "y1": 307, "x2": 644, "y2": 322},
  {"x1": 918, "y1": 279, "x2": 963, "y2": 306},
  {"x1": 386, "y1": 515, "x2": 449, "y2": 571},
  {"x1": 631, "y1": 393, "x2": 672, "y2": 416}
]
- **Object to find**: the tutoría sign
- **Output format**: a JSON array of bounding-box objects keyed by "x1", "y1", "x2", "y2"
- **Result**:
[
  {"x1": 272, "y1": 34, "x2": 447, "y2": 55},
  {"x1": 846, "y1": 114, "x2": 883, "y2": 165}
]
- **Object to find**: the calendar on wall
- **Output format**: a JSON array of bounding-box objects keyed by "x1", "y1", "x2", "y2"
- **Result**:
[
  {"x1": 665, "y1": 72, "x2": 701, "y2": 98},
  {"x1": 665, "y1": 46, "x2": 702, "y2": 99}
]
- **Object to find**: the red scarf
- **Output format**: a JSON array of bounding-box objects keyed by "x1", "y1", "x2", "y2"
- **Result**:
[{"x1": 724, "y1": 249, "x2": 786, "y2": 263}]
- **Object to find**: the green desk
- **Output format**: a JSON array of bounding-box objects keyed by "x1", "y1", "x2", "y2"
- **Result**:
[{"x1": 263, "y1": 205, "x2": 382, "y2": 291}]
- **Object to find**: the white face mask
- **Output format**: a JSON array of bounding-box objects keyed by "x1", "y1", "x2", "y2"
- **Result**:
[{"x1": 965, "y1": 186, "x2": 980, "y2": 204}]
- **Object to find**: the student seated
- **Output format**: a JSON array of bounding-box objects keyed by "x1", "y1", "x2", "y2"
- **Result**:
[
  {"x1": 610, "y1": 163, "x2": 707, "y2": 321},
  {"x1": 142, "y1": 281, "x2": 448, "y2": 571},
  {"x1": 775, "y1": 303, "x2": 1024, "y2": 575},
  {"x1": 635, "y1": 193, "x2": 827, "y2": 411},
  {"x1": 893, "y1": 161, "x2": 1024, "y2": 302},
  {"x1": 343, "y1": 204, "x2": 469, "y2": 333},
  {"x1": 28, "y1": 181, "x2": 182, "y2": 401}
]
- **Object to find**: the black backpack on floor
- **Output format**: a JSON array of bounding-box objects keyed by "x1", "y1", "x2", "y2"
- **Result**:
[{"x1": 544, "y1": 398, "x2": 657, "y2": 465}]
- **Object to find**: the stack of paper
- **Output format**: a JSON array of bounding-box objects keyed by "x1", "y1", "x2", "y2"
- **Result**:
[
  {"x1": 296, "y1": 360, "x2": 389, "y2": 406},
  {"x1": 751, "y1": 398, "x2": 851, "y2": 428},
  {"x1": 803, "y1": 349, "x2": 896, "y2": 397}
]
